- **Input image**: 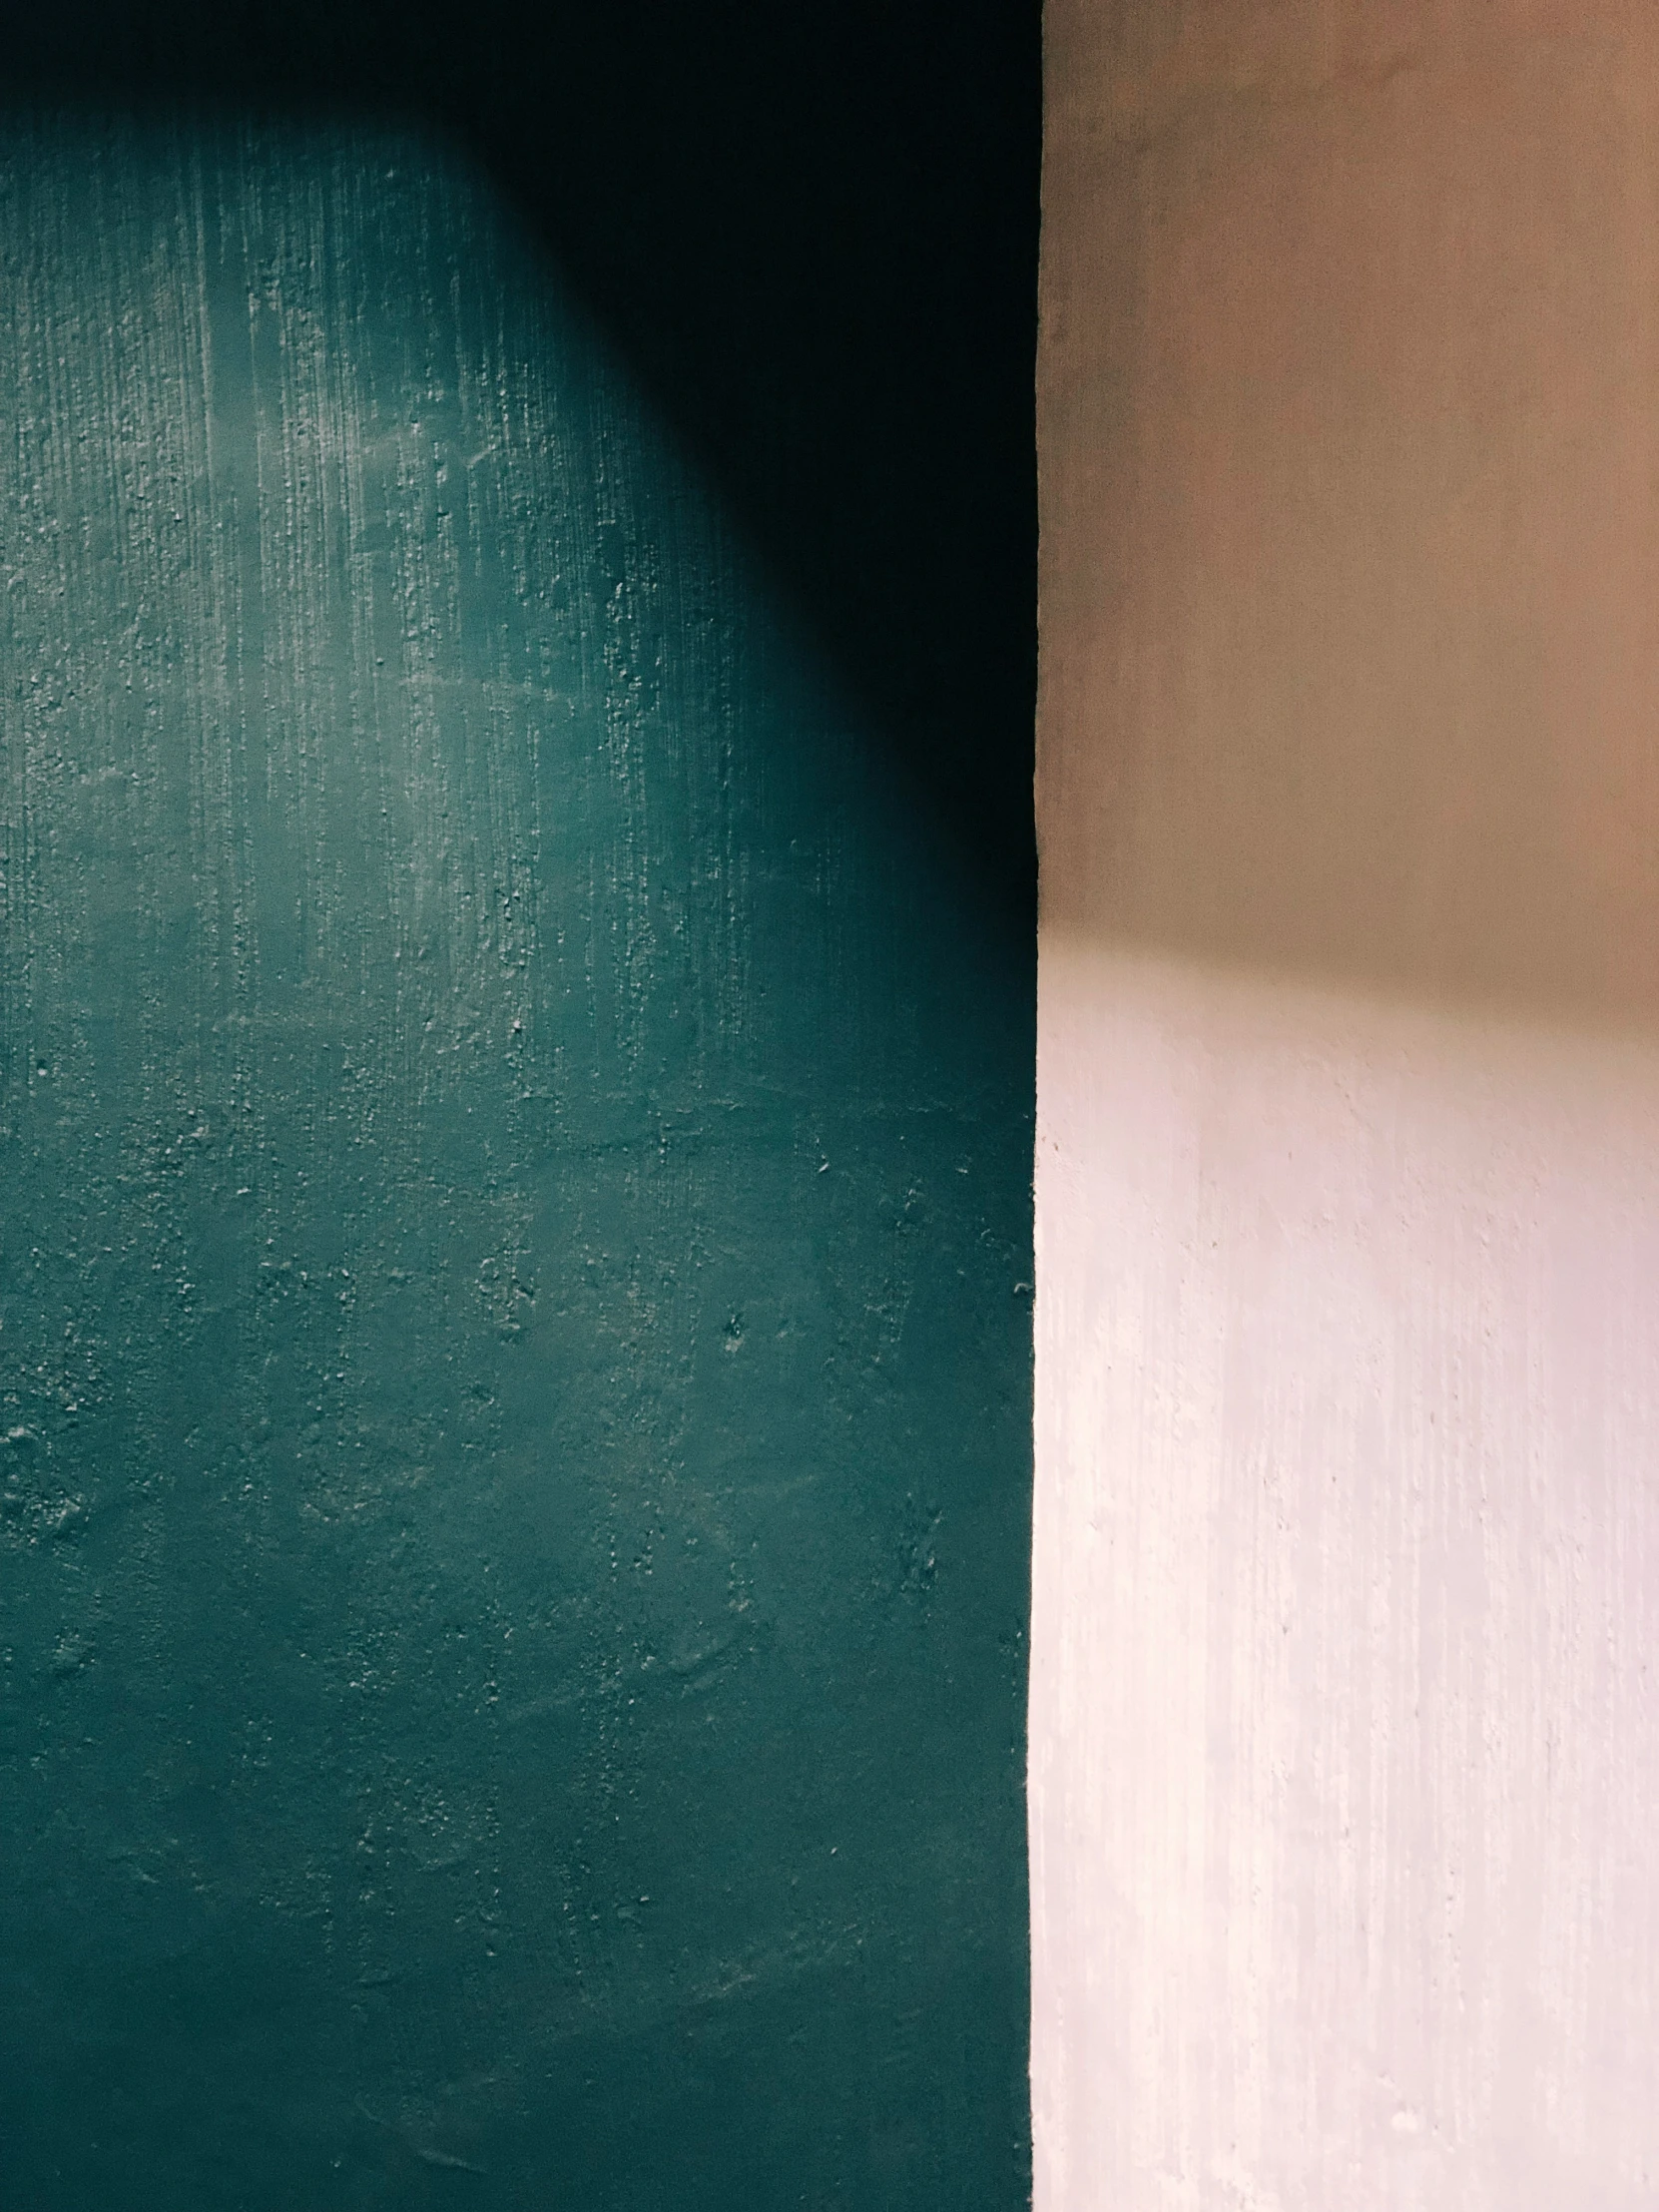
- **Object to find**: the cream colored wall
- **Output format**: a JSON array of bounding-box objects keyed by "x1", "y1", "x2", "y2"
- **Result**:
[{"x1": 1034, "y1": 7, "x2": 1659, "y2": 2205}]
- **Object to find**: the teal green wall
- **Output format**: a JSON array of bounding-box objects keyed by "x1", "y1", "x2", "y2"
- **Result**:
[{"x1": 0, "y1": 124, "x2": 1031, "y2": 2206}]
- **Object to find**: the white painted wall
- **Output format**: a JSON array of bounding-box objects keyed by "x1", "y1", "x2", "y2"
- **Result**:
[{"x1": 1034, "y1": 7, "x2": 1659, "y2": 2205}]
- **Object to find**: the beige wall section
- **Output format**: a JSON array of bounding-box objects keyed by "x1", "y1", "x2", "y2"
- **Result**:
[
  {"x1": 1034, "y1": 6, "x2": 1659, "y2": 2206},
  {"x1": 1040, "y1": 0, "x2": 1659, "y2": 1024}
]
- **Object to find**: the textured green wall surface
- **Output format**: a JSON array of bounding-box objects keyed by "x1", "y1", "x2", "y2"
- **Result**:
[{"x1": 0, "y1": 122, "x2": 1032, "y2": 2207}]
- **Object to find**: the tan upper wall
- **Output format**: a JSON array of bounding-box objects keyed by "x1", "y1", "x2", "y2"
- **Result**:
[{"x1": 1039, "y1": 0, "x2": 1659, "y2": 1027}]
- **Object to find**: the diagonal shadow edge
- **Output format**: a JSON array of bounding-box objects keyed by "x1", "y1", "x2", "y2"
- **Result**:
[{"x1": 1, "y1": 0, "x2": 1041, "y2": 943}]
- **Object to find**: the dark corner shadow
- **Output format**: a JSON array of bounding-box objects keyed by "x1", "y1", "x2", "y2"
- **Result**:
[{"x1": 3, "y1": 0, "x2": 1041, "y2": 939}]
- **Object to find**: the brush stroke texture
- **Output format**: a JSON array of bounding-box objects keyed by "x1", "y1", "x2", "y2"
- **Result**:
[{"x1": 0, "y1": 120, "x2": 1032, "y2": 2209}]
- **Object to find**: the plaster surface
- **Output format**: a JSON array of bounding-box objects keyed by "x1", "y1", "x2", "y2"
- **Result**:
[
  {"x1": 0, "y1": 120, "x2": 1033, "y2": 2208},
  {"x1": 1035, "y1": 4, "x2": 1659, "y2": 2204}
]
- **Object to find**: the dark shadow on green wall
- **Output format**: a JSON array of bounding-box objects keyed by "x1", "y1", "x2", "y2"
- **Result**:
[
  {"x1": 0, "y1": 16, "x2": 1034, "y2": 2209},
  {"x1": 3, "y1": 0, "x2": 1039, "y2": 928}
]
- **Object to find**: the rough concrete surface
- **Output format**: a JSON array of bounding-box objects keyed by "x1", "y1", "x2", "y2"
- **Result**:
[{"x1": 0, "y1": 120, "x2": 1033, "y2": 2209}]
